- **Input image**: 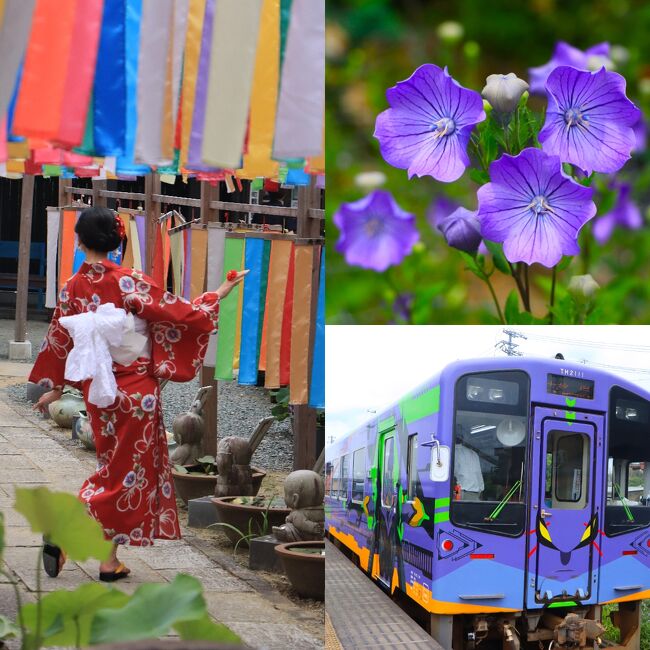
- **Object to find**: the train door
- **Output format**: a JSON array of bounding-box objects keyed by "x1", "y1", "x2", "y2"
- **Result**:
[
  {"x1": 374, "y1": 427, "x2": 397, "y2": 587},
  {"x1": 526, "y1": 407, "x2": 604, "y2": 608}
]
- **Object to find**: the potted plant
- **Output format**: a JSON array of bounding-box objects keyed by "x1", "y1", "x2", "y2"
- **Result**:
[
  {"x1": 274, "y1": 540, "x2": 325, "y2": 600},
  {"x1": 269, "y1": 387, "x2": 290, "y2": 422},
  {"x1": 210, "y1": 495, "x2": 290, "y2": 548},
  {"x1": 172, "y1": 457, "x2": 266, "y2": 506}
]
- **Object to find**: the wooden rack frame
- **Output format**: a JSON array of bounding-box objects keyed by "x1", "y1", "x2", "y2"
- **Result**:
[{"x1": 15, "y1": 172, "x2": 324, "y2": 471}]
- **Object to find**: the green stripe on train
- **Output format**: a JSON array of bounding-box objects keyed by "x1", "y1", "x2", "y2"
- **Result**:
[{"x1": 401, "y1": 386, "x2": 440, "y2": 424}]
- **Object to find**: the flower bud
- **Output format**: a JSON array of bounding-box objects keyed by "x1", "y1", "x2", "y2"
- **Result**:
[
  {"x1": 482, "y1": 73, "x2": 529, "y2": 114},
  {"x1": 437, "y1": 21, "x2": 464, "y2": 44},
  {"x1": 354, "y1": 170, "x2": 387, "y2": 190},
  {"x1": 437, "y1": 207, "x2": 482, "y2": 253},
  {"x1": 568, "y1": 274, "x2": 600, "y2": 301}
]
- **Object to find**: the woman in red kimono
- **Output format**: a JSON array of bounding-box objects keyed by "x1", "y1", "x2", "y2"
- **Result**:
[{"x1": 30, "y1": 207, "x2": 245, "y2": 581}]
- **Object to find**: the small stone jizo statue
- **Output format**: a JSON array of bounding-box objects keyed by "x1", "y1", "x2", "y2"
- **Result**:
[
  {"x1": 170, "y1": 386, "x2": 212, "y2": 466},
  {"x1": 272, "y1": 470, "x2": 325, "y2": 542}
]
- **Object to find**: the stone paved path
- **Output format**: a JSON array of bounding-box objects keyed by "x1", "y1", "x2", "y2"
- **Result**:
[{"x1": 0, "y1": 366, "x2": 323, "y2": 649}]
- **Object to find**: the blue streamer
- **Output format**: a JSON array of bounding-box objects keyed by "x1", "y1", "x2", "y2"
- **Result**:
[
  {"x1": 309, "y1": 249, "x2": 325, "y2": 408},
  {"x1": 286, "y1": 168, "x2": 310, "y2": 186},
  {"x1": 238, "y1": 238, "x2": 265, "y2": 386},
  {"x1": 93, "y1": 0, "x2": 127, "y2": 156},
  {"x1": 7, "y1": 61, "x2": 24, "y2": 143},
  {"x1": 72, "y1": 248, "x2": 86, "y2": 274},
  {"x1": 117, "y1": 0, "x2": 150, "y2": 174}
]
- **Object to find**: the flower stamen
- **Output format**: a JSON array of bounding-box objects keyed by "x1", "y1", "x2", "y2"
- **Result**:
[
  {"x1": 564, "y1": 107, "x2": 587, "y2": 132},
  {"x1": 528, "y1": 195, "x2": 553, "y2": 217},
  {"x1": 432, "y1": 116, "x2": 456, "y2": 139}
]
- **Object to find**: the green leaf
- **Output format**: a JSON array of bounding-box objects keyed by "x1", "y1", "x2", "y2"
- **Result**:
[
  {"x1": 14, "y1": 487, "x2": 112, "y2": 562},
  {"x1": 175, "y1": 613, "x2": 241, "y2": 644},
  {"x1": 20, "y1": 583, "x2": 128, "y2": 648},
  {"x1": 0, "y1": 615, "x2": 19, "y2": 640},
  {"x1": 504, "y1": 290, "x2": 520, "y2": 323},
  {"x1": 556, "y1": 256, "x2": 573, "y2": 272},
  {"x1": 90, "y1": 574, "x2": 214, "y2": 644},
  {"x1": 483, "y1": 240, "x2": 511, "y2": 275},
  {"x1": 457, "y1": 251, "x2": 484, "y2": 279},
  {"x1": 469, "y1": 168, "x2": 490, "y2": 185},
  {"x1": 196, "y1": 456, "x2": 215, "y2": 464},
  {"x1": 174, "y1": 464, "x2": 189, "y2": 474}
]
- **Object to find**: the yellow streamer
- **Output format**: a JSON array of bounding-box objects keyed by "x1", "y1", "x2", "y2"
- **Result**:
[
  {"x1": 180, "y1": 0, "x2": 205, "y2": 168},
  {"x1": 237, "y1": 0, "x2": 280, "y2": 180},
  {"x1": 169, "y1": 229, "x2": 184, "y2": 295}
]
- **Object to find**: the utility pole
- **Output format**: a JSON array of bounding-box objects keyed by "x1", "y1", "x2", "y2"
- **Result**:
[{"x1": 496, "y1": 329, "x2": 527, "y2": 357}]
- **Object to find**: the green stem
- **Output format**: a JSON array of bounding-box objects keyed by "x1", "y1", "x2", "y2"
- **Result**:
[
  {"x1": 549, "y1": 266, "x2": 557, "y2": 324},
  {"x1": 483, "y1": 274, "x2": 505, "y2": 324},
  {"x1": 523, "y1": 264, "x2": 531, "y2": 312},
  {"x1": 1, "y1": 569, "x2": 27, "y2": 649},
  {"x1": 35, "y1": 545, "x2": 42, "y2": 650},
  {"x1": 508, "y1": 262, "x2": 529, "y2": 314}
]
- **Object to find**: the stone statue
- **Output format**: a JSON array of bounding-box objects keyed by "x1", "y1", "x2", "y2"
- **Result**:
[
  {"x1": 272, "y1": 470, "x2": 325, "y2": 542},
  {"x1": 170, "y1": 386, "x2": 212, "y2": 466},
  {"x1": 215, "y1": 436, "x2": 254, "y2": 497}
]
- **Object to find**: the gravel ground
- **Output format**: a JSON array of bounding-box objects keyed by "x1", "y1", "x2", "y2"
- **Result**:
[{"x1": 2, "y1": 319, "x2": 294, "y2": 472}]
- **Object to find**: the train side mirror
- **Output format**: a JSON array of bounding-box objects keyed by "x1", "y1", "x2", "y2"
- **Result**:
[{"x1": 430, "y1": 445, "x2": 450, "y2": 482}]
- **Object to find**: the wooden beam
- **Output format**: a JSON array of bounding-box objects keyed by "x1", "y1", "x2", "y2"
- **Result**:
[
  {"x1": 144, "y1": 173, "x2": 160, "y2": 276},
  {"x1": 292, "y1": 176, "x2": 323, "y2": 470},
  {"x1": 199, "y1": 180, "x2": 220, "y2": 457},
  {"x1": 209, "y1": 199, "x2": 297, "y2": 219},
  {"x1": 152, "y1": 193, "x2": 201, "y2": 209},
  {"x1": 98, "y1": 189, "x2": 146, "y2": 202},
  {"x1": 92, "y1": 179, "x2": 108, "y2": 207},
  {"x1": 15, "y1": 175, "x2": 35, "y2": 343}
]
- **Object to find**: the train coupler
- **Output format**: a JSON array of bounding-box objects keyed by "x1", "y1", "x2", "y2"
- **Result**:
[{"x1": 547, "y1": 612, "x2": 604, "y2": 649}]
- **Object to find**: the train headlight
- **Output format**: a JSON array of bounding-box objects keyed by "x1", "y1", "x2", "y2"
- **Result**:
[{"x1": 467, "y1": 384, "x2": 484, "y2": 400}]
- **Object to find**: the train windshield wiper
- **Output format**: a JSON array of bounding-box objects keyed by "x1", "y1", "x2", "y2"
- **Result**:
[
  {"x1": 614, "y1": 483, "x2": 635, "y2": 522},
  {"x1": 485, "y1": 480, "x2": 521, "y2": 522}
]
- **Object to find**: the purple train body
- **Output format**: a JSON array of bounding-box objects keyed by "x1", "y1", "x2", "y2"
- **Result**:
[{"x1": 326, "y1": 357, "x2": 650, "y2": 648}]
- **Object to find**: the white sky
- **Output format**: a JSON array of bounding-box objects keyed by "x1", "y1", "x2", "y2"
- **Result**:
[{"x1": 326, "y1": 326, "x2": 650, "y2": 444}]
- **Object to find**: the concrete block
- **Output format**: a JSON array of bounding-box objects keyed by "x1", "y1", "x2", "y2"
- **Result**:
[
  {"x1": 8, "y1": 340, "x2": 32, "y2": 361},
  {"x1": 187, "y1": 495, "x2": 220, "y2": 528},
  {"x1": 249, "y1": 534, "x2": 283, "y2": 573}
]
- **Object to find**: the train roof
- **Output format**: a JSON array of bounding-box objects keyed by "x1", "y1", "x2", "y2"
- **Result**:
[{"x1": 329, "y1": 355, "x2": 650, "y2": 453}]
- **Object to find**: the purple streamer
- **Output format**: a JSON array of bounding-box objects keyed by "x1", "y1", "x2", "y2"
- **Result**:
[
  {"x1": 135, "y1": 214, "x2": 147, "y2": 268},
  {"x1": 188, "y1": 0, "x2": 219, "y2": 171}
]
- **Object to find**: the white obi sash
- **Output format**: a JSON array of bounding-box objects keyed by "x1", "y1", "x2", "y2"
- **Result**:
[{"x1": 59, "y1": 303, "x2": 150, "y2": 407}]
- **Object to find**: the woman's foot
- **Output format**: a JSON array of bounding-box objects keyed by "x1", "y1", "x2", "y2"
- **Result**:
[{"x1": 99, "y1": 559, "x2": 131, "y2": 582}]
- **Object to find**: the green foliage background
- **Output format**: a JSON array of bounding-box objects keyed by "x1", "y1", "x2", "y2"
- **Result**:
[{"x1": 326, "y1": 0, "x2": 650, "y2": 324}]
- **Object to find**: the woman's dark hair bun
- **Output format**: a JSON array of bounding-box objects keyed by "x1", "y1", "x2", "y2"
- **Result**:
[{"x1": 74, "y1": 207, "x2": 122, "y2": 253}]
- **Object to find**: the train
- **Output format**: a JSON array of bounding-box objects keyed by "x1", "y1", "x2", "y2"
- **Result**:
[{"x1": 325, "y1": 356, "x2": 650, "y2": 649}]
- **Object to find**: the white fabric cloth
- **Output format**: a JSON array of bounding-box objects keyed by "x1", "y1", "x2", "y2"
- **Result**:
[
  {"x1": 454, "y1": 444, "x2": 484, "y2": 493},
  {"x1": 59, "y1": 304, "x2": 149, "y2": 407},
  {"x1": 45, "y1": 208, "x2": 60, "y2": 308}
]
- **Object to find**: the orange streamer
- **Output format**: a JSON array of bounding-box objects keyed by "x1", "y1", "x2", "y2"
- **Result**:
[
  {"x1": 58, "y1": 210, "x2": 77, "y2": 291},
  {"x1": 189, "y1": 227, "x2": 208, "y2": 299}
]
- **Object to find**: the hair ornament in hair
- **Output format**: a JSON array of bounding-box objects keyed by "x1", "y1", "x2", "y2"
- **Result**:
[{"x1": 114, "y1": 214, "x2": 127, "y2": 241}]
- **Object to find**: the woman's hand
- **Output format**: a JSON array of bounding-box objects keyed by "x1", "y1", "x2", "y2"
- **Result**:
[
  {"x1": 216, "y1": 270, "x2": 249, "y2": 300},
  {"x1": 34, "y1": 389, "x2": 63, "y2": 415}
]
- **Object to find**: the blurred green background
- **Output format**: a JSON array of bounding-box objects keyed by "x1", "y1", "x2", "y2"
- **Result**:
[{"x1": 326, "y1": 0, "x2": 650, "y2": 324}]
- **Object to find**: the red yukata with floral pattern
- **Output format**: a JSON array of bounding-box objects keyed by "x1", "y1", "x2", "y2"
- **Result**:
[{"x1": 29, "y1": 260, "x2": 219, "y2": 547}]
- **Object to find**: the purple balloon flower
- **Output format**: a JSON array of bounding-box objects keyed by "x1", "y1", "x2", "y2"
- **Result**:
[
  {"x1": 592, "y1": 182, "x2": 643, "y2": 244},
  {"x1": 477, "y1": 147, "x2": 596, "y2": 268},
  {"x1": 438, "y1": 207, "x2": 482, "y2": 253},
  {"x1": 539, "y1": 66, "x2": 641, "y2": 174},
  {"x1": 528, "y1": 41, "x2": 612, "y2": 95},
  {"x1": 374, "y1": 64, "x2": 485, "y2": 182},
  {"x1": 426, "y1": 195, "x2": 459, "y2": 231},
  {"x1": 334, "y1": 190, "x2": 419, "y2": 272}
]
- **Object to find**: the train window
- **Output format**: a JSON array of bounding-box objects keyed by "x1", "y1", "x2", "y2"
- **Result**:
[
  {"x1": 545, "y1": 432, "x2": 589, "y2": 508},
  {"x1": 605, "y1": 386, "x2": 650, "y2": 536},
  {"x1": 451, "y1": 371, "x2": 529, "y2": 537},
  {"x1": 330, "y1": 457, "x2": 341, "y2": 497},
  {"x1": 381, "y1": 437, "x2": 394, "y2": 508},
  {"x1": 351, "y1": 448, "x2": 365, "y2": 502},
  {"x1": 340, "y1": 454, "x2": 350, "y2": 500},
  {"x1": 407, "y1": 435, "x2": 419, "y2": 499},
  {"x1": 325, "y1": 462, "x2": 333, "y2": 495}
]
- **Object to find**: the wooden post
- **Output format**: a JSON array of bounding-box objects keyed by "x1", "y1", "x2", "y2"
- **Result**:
[
  {"x1": 144, "y1": 173, "x2": 160, "y2": 276},
  {"x1": 92, "y1": 178, "x2": 108, "y2": 207},
  {"x1": 57, "y1": 176, "x2": 67, "y2": 208},
  {"x1": 14, "y1": 175, "x2": 35, "y2": 343},
  {"x1": 292, "y1": 176, "x2": 323, "y2": 470},
  {"x1": 199, "y1": 180, "x2": 221, "y2": 457}
]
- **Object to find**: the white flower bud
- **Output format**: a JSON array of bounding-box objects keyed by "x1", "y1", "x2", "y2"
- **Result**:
[
  {"x1": 568, "y1": 274, "x2": 600, "y2": 300},
  {"x1": 437, "y1": 21, "x2": 464, "y2": 44},
  {"x1": 610, "y1": 45, "x2": 630, "y2": 65},
  {"x1": 354, "y1": 171, "x2": 387, "y2": 190},
  {"x1": 481, "y1": 73, "x2": 529, "y2": 114},
  {"x1": 586, "y1": 54, "x2": 615, "y2": 71}
]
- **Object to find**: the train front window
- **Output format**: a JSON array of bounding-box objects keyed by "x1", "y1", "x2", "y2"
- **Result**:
[
  {"x1": 381, "y1": 437, "x2": 394, "y2": 508},
  {"x1": 351, "y1": 448, "x2": 365, "y2": 503},
  {"x1": 451, "y1": 371, "x2": 530, "y2": 537},
  {"x1": 605, "y1": 387, "x2": 650, "y2": 536}
]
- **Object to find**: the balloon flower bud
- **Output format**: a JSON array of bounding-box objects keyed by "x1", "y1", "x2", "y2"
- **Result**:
[
  {"x1": 568, "y1": 274, "x2": 600, "y2": 302},
  {"x1": 437, "y1": 207, "x2": 482, "y2": 254},
  {"x1": 482, "y1": 73, "x2": 529, "y2": 115}
]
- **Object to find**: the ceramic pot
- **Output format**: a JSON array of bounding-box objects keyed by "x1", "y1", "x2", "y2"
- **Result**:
[
  {"x1": 48, "y1": 391, "x2": 85, "y2": 428},
  {"x1": 210, "y1": 495, "x2": 290, "y2": 547},
  {"x1": 25, "y1": 382, "x2": 48, "y2": 403},
  {"x1": 274, "y1": 540, "x2": 325, "y2": 600},
  {"x1": 76, "y1": 411, "x2": 96, "y2": 451},
  {"x1": 172, "y1": 466, "x2": 266, "y2": 506}
]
